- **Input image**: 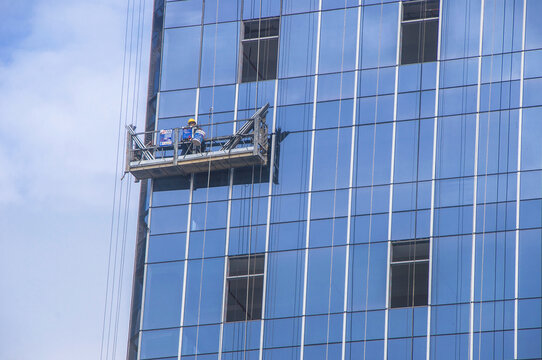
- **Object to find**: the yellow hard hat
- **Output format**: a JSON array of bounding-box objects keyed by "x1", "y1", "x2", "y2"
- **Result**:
[{"x1": 188, "y1": 118, "x2": 197, "y2": 125}]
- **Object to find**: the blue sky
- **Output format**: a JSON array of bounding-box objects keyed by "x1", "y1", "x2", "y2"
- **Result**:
[{"x1": 0, "y1": 1, "x2": 149, "y2": 358}]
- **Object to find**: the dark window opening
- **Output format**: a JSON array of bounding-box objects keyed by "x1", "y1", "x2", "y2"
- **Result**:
[
  {"x1": 241, "y1": 18, "x2": 279, "y2": 83},
  {"x1": 226, "y1": 254, "x2": 265, "y2": 322},
  {"x1": 390, "y1": 240, "x2": 429, "y2": 308},
  {"x1": 401, "y1": 0, "x2": 439, "y2": 65}
]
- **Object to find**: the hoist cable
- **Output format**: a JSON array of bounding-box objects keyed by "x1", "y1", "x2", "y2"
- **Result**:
[{"x1": 99, "y1": 0, "x2": 133, "y2": 358}]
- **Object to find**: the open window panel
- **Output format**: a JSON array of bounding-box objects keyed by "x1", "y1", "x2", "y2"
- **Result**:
[
  {"x1": 226, "y1": 254, "x2": 265, "y2": 322},
  {"x1": 401, "y1": 0, "x2": 439, "y2": 65},
  {"x1": 241, "y1": 18, "x2": 279, "y2": 83},
  {"x1": 390, "y1": 239, "x2": 430, "y2": 308}
]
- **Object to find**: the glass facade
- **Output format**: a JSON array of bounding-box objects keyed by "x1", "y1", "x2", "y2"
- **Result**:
[{"x1": 127, "y1": 0, "x2": 542, "y2": 359}]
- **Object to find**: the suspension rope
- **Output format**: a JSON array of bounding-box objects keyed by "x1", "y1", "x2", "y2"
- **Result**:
[{"x1": 100, "y1": 0, "x2": 145, "y2": 358}]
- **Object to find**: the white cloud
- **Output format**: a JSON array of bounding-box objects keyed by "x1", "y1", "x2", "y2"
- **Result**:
[{"x1": 0, "y1": 0, "x2": 148, "y2": 358}]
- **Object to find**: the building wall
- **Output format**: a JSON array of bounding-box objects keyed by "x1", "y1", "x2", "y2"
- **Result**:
[{"x1": 128, "y1": 0, "x2": 542, "y2": 359}]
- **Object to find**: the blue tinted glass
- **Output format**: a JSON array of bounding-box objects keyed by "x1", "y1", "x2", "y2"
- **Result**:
[
  {"x1": 311, "y1": 189, "x2": 349, "y2": 219},
  {"x1": 203, "y1": 0, "x2": 241, "y2": 23},
  {"x1": 394, "y1": 120, "x2": 419, "y2": 182},
  {"x1": 265, "y1": 250, "x2": 304, "y2": 318},
  {"x1": 440, "y1": 58, "x2": 478, "y2": 88},
  {"x1": 346, "y1": 310, "x2": 385, "y2": 341},
  {"x1": 270, "y1": 193, "x2": 308, "y2": 223},
  {"x1": 150, "y1": 205, "x2": 189, "y2": 234},
  {"x1": 429, "y1": 333, "x2": 469, "y2": 359},
  {"x1": 161, "y1": 27, "x2": 201, "y2": 91},
  {"x1": 311, "y1": 127, "x2": 352, "y2": 190},
  {"x1": 159, "y1": 89, "x2": 197, "y2": 118},
  {"x1": 263, "y1": 318, "x2": 302, "y2": 348},
  {"x1": 277, "y1": 77, "x2": 314, "y2": 106},
  {"x1": 183, "y1": 258, "x2": 224, "y2": 325},
  {"x1": 306, "y1": 246, "x2": 346, "y2": 314},
  {"x1": 140, "y1": 328, "x2": 180, "y2": 359},
  {"x1": 143, "y1": 262, "x2": 184, "y2": 329},
  {"x1": 435, "y1": 115, "x2": 476, "y2": 179},
  {"x1": 190, "y1": 201, "x2": 228, "y2": 230},
  {"x1": 272, "y1": 131, "x2": 311, "y2": 194},
  {"x1": 438, "y1": 86, "x2": 477, "y2": 116},
  {"x1": 359, "y1": 67, "x2": 396, "y2": 96},
  {"x1": 521, "y1": 107, "x2": 542, "y2": 171},
  {"x1": 517, "y1": 329, "x2": 542, "y2": 359},
  {"x1": 198, "y1": 85, "x2": 236, "y2": 114},
  {"x1": 279, "y1": 13, "x2": 318, "y2": 78},
  {"x1": 473, "y1": 300, "x2": 514, "y2": 332},
  {"x1": 431, "y1": 304, "x2": 470, "y2": 335},
  {"x1": 347, "y1": 242, "x2": 388, "y2": 311},
  {"x1": 304, "y1": 313, "x2": 343, "y2": 344},
  {"x1": 431, "y1": 236, "x2": 471, "y2": 304},
  {"x1": 188, "y1": 229, "x2": 226, "y2": 259},
  {"x1": 165, "y1": 0, "x2": 202, "y2": 28},
  {"x1": 269, "y1": 222, "x2": 306, "y2": 251},
  {"x1": 360, "y1": 3, "x2": 399, "y2": 69},
  {"x1": 181, "y1": 324, "x2": 220, "y2": 355},
  {"x1": 200, "y1": 22, "x2": 239, "y2": 87},
  {"x1": 221, "y1": 321, "x2": 260, "y2": 352},
  {"x1": 148, "y1": 233, "x2": 186, "y2": 263},
  {"x1": 282, "y1": 0, "x2": 318, "y2": 14},
  {"x1": 242, "y1": 0, "x2": 280, "y2": 19},
  {"x1": 524, "y1": 50, "x2": 542, "y2": 79},
  {"x1": 440, "y1": 0, "x2": 481, "y2": 59},
  {"x1": 518, "y1": 229, "x2": 542, "y2": 298},
  {"x1": 474, "y1": 232, "x2": 515, "y2": 301},
  {"x1": 354, "y1": 123, "x2": 393, "y2": 186},
  {"x1": 525, "y1": 0, "x2": 542, "y2": 50},
  {"x1": 229, "y1": 225, "x2": 266, "y2": 255},
  {"x1": 319, "y1": 8, "x2": 358, "y2": 74},
  {"x1": 318, "y1": 73, "x2": 356, "y2": 101},
  {"x1": 518, "y1": 298, "x2": 542, "y2": 329},
  {"x1": 309, "y1": 217, "x2": 348, "y2": 247}
]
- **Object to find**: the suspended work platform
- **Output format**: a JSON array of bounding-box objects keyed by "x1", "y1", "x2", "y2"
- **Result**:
[{"x1": 125, "y1": 104, "x2": 269, "y2": 180}]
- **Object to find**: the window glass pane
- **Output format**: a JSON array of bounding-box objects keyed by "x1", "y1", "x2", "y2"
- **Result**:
[
  {"x1": 229, "y1": 254, "x2": 264, "y2": 276},
  {"x1": 204, "y1": 0, "x2": 242, "y2": 24},
  {"x1": 525, "y1": 0, "x2": 542, "y2": 50},
  {"x1": 279, "y1": 13, "x2": 318, "y2": 78},
  {"x1": 440, "y1": 0, "x2": 481, "y2": 59},
  {"x1": 361, "y1": 3, "x2": 399, "y2": 69},
  {"x1": 161, "y1": 27, "x2": 201, "y2": 91},
  {"x1": 200, "y1": 22, "x2": 239, "y2": 87},
  {"x1": 226, "y1": 276, "x2": 263, "y2": 321},
  {"x1": 158, "y1": 89, "x2": 197, "y2": 118},
  {"x1": 150, "y1": 205, "x2": 189, "y2": 235},
  {"x1": 148, "y1": 233, "x2": 186, "y2": 263},
  {"x1": 143, "y1": 262, "x2": 184, "y2": 329},
  {"x1": 319, "y1": 8, "x2": 358, "y2": 74},
  {"x1": 140, "y1": 328, "x2": 180, "y2": 359},
  {"x1": 165, "y1": 0, "x2": 202, "y2": 28}
]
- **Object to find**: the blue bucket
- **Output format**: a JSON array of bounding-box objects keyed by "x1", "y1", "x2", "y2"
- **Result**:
[{"x1": 192, "y1": 129, "x2": 206, "y2": 146}]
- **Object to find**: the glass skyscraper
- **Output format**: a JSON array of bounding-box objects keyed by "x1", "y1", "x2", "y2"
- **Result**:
[{"x1": 126, "y1": 0, "x2": 542, "y2": 359}]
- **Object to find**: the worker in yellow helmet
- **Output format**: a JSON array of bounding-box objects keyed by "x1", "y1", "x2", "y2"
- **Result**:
[{"x1": 181, "y1": 118, "x2": 205, "y2": 154}]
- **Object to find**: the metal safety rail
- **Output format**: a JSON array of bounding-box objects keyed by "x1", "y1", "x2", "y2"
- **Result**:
[{"x1": 125, "y1": 104, "x2": 269, "y2": 180}]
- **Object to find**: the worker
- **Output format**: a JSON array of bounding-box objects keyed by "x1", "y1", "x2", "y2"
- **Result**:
[{"x1": 181, "y1": 118, "x2": 206, "y2": 154}]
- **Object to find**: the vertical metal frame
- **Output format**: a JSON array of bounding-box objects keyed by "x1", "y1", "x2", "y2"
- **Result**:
[
  {"x1": 514, "y1": 0, "x2": 528, "y2": 358},
  {"x1": 469, "y1": 0, "x2": 486, "y2": 358},
  {"x1": 341, "y1": 1, "x2": 363, "y2": 359},
  {"x1": 300, "y1": 0, "x2": 323, "y2": 357},
  {"x1": 383, "y1": 2, "x2": 403, "y2": 358},
  {"x1": 426, "y1": 0, "x2": 444, "y2": 358}
]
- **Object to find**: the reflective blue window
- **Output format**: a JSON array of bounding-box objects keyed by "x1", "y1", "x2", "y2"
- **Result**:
[
  {"x1": 306, "y1": 246, "x2": 346, "y2": 315},
  {"x1": 181, "y1": 324, "x2": 220, "y2": 355},
  {"x1": 161, "y1": 27, "x2": 201, "y2": 91},
  {"x1": 521, "y1": 107, "x2": 542, "y2": 171},
  {"x1": 183, "y1": 258, "x2": 224, "y2": 326},
  {"x1": 319, "y1": 8, "x2": 358, "y2": 74},
  {"x1": 440, "y1": 0, "x2": 481, "y2": 59},
  {"x1": 518, "y1": 229, "x2": 542, "y2": 298},
  {"x1": 279, "y1": 13, "x2": 318, "y2": 78},
  {"x1": 431, "y1": 236, "x2": 471, "y2": 304},
  {"x1": 200, "y1": 22, "x2": 239, "y2": 87},
  {"x1": 159, "y1": 89, "x2": 197, "y2": 118},
  {"x1": 525, "y1": 0, "x2": 542, "y2": 50},
  {"x1": 263, "y1": 318, "x2": 302, "y2": 348},
  {"x1": 165, "y1": 0, "x2": 202, "y2": 28},
  {"x1": 143, "y1": 262, "x2": 184, "y2": 329},
  {"x1": 150, "y1": 205, "x2": 188, "y2": 235},
  {"x1": 140, "y1": 328, "x2": 180, "y2": 359},
  {"x1": 148, "y1": 233, "x2": 186, "y2": 263},
  {"x1": 265, "y1": 250, "x2": 304, "y2": 318},
  {"x1": 347, "y1": 242, "x2": 388, "y2": 311},
  {"x1": 360, "y1": 3, "x2": 399, "y2": 69},
  {"x1": 203, "y1": 0, "x2": 241, "y2": 24}
]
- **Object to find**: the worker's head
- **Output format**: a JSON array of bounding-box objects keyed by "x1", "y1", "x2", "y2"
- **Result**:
[{"x1": 188, "y1": 118, "x2": 197, "y2": 126}]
